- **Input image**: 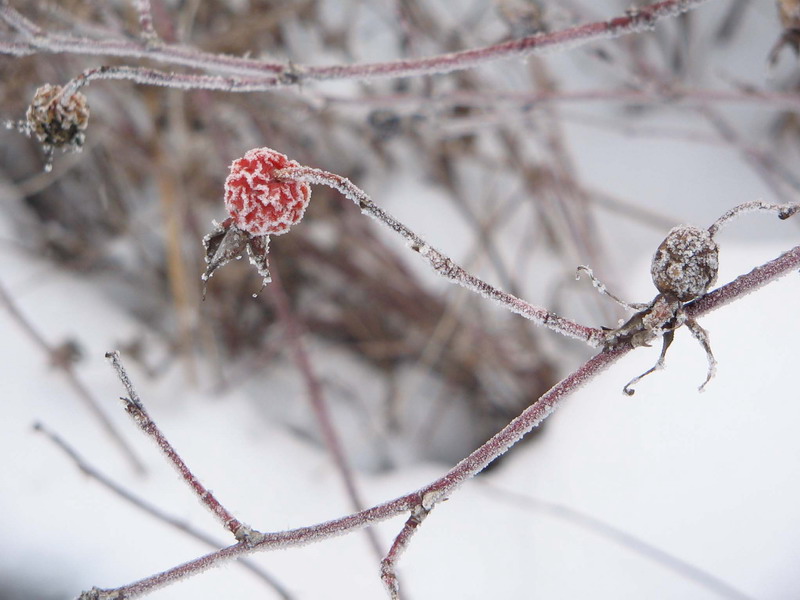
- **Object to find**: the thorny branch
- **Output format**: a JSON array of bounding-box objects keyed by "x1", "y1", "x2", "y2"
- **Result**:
[{"x1": 80, "y1": 240, "x2": 800, "y2": 600}]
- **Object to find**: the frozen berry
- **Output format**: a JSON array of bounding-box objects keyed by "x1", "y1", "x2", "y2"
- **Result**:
[{"x1": 223, "y1": 147, "x2": 311, "y2": 236}]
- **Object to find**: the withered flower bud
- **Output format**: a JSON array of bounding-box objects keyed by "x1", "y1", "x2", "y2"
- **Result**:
[{"x1": 26, "y1": 84, "x2": 90, "y2": 152}]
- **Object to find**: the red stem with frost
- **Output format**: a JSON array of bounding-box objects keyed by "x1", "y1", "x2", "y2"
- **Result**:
[{"x1": 80, "y1": 241, "x2": 800, "y2": 599}]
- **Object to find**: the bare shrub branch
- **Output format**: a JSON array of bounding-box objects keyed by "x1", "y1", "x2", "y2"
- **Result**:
[
  {"x1": 78, "y1": 241, "x2": 800, "y2": 599},
  {"x1": 1, "y1": 1, "x2": 714, "y2": 89},
  {"x1": 105, "y1": 351, "x2": 256, "y2": 541}
]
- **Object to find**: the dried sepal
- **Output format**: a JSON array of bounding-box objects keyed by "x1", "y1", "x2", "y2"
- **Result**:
[
  {"x1": 245, "y1": 234, "x2": 272, "y2": 285},
  {"x1": 201, "y1": 218, "x2": 272, "y2": 297},
  {"x1": 202, "y1": 218, "x2": 249, "y2": 283}
]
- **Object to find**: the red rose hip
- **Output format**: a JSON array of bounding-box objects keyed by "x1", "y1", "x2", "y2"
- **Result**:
[{"x1": 223, "y1": 147, "x2": 311, "y2": 236}]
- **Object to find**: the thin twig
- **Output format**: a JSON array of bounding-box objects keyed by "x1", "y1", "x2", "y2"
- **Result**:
[
  {"x1": 267, "y1": 265, "x2": 386, "y2": 563},
  {"x1": 105, "y1": 351, "x2": 255, "y2": 541},
  {"x1": 481, "y1": 484, "x2": 754, "y2": 600},
  {"x1": 380, "y1": 505, "x2": 429, "y2": 600},
  {"x1": 0, "y1": 279, "x2": 145, "y2": 474},
  {"x1": 700, "y1": 107, "x2": 800, "y2": 206},
  {"x1": 34, "y1": 422, "x2": 294, "y2": 600}
]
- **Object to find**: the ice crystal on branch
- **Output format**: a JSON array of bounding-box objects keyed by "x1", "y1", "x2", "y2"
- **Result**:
[{"x1": 224, "y1": 147, "x2": 311, "y2": 236}]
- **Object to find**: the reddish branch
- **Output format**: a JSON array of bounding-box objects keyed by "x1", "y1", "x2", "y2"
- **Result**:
[
  {"x1": 267, "y1": 265, "x2": 386, "y2": 562},
  {"x1": 79, "y1": 239, "x2": 800, "y2": 600},
  {"x1": 106, "y1": 351, "x2": 253, "y2": 541},
  {"x1": 1, "y1": 1, "x2": 714, "y2": 91}
]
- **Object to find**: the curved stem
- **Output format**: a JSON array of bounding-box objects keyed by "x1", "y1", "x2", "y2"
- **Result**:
[
  {"x1": 3, "y1": 1, "x2": 714, "y2": 88},
  {"x1": 275, "y1": 166, "x2": 604, "y2": 346}
]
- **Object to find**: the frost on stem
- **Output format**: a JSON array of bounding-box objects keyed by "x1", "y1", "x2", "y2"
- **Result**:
[
  {"x1": 22, "y1": 84, "x2": 89, "y2": 171},
  {"x1": 203, "y1": 148, "x2": 311, "y2": 291}
]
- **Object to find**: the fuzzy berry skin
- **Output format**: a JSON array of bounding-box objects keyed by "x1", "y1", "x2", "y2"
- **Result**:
[
  {"x1": 223, "y1": 148, "x2": 311, "y2": 236},
  {"x1": 650, "y1": 225, "x2": 719, "y2": 302}
]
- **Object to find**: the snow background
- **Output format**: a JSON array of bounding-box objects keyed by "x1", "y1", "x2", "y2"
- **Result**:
[{"x1": 1, "y1": 1, "x2": 800, "y2": 600}]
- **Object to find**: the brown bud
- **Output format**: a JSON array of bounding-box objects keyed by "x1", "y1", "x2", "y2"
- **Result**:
[
  {"x1": 650, "y1": 225, "x2": 718, "y2": 302},
  {"x1": 26, "y1": 84, "x2": 90, "y2": 151}
]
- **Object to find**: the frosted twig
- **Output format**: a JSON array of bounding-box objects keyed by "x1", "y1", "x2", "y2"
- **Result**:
[
  {"x1": 707, "y1": 201, "x2": 800, "y2": 238},
  {"x1": 275, "y1": 166, "x2": 605, "y2": 346},
  {"x1": 0, "y1": 3, "x2": 283, "y2": 77},
  {"x1": 79, "y1": 344, "x2": 628, "y2": 600},
  {"x1": 685, "y1": 245, "x2": 800, "y2": 317},
  {"x1": 105, "y1": 351, "x2": 256, "y2": 541},
  {"x1": 0, "y1": 280, "x2": 145, "y2": 474},
  {"x1": 267, "y1": 265, "x2": 386, "y2": 563},
  {"x1": 0, "y1": 2, "x2": 44, "y2": 38},
  {"x1": 59, "y1": 65, "x2": 280, "y2": 99},
  {"x1": 1, "y1": 0, "x2": 713, "y2": 87},
  {"x1": 381, "y1": 505, "x2": 430, "y2": 600},
  {"x1": 33, "y1": 422, "x2": 293, "y2": 600},
  {"x1": 78, "y1": 242, "x2": 800, "y2": 598}
]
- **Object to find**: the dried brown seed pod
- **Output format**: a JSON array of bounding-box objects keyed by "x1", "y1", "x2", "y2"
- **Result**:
[
  {"x1": 25, "y1": 84, "x2": 90, "y2": 151},
  {"x1": 650, "y1": 225, "x2": 719, "y2": 302}
]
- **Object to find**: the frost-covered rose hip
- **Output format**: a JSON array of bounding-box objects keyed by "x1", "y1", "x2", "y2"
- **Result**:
[{"x1": 224, "y1": 147, "x2": 311, "y2": 236}]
